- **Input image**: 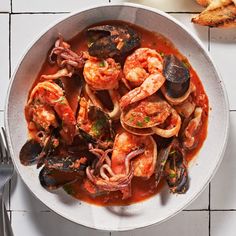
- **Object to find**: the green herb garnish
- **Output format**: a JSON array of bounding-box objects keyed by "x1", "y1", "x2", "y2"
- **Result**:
[
  {"x1": 129, "y1": 116, "x2": 134, "y2": 123},
  {"x1": 91, "y1": 118, "x2": 106, "y2": 137},
  {"x1": 169, "y1": 173, "x2": 176, "y2": 178},
  {"x1": 144, "y1": 116, "x2": 150, "y2": 123},
  {"x1": 99, "y1": 60, "x2": 105, "y2": 67},
  {"x1": 136, "y1": 121, "x2": 143, "y2": 127}
]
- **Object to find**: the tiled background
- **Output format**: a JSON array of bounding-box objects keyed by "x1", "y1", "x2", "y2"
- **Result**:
[{"x1": 0, "y1": 0, "x2": 235, "y2": 235}]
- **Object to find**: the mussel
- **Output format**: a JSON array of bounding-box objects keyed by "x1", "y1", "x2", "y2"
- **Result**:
[
  {"x1": 78, "y1": 105, "x2": 115, "y2": 148},
  {"x1": 39, "y1": 167, "x2": 82, "y2": 190},
  {"x1": 20, "y1": 140, "x2": 43, "y2": 166},
  {"x1": 19, "y1": 134, "x2": 58, "y2": 168},
  {"x1": 87, "y1": 25, "x2": 140, "y2": 58},
  {"x1": 155, "y1": 139, "x2": 189, "y2": 194},
  {"x1": 163, "y1": 55, "x2": 190, "y2": 98},
  {"x1": 39, "y1": 151, "x2": 95, "y2": 190}
]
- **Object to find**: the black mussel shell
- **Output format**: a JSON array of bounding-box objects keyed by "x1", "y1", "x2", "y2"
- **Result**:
[
  {"x1": 20, "y1": 140, "x2": 42, "y2": 166},
  {"x1": 44, "y1": 155, "x2": 88, "y2": 172},
  {"x1": 39, "y1": 167, "x2": 81, "y2": 190},
  {"x1": 78, "y1": 106, "x2": 114, "y2": 148},
  {"x1": 155, "y1": 144, "x2": 172, "y2": 187},
  {"x1": 87, "y1": 25, "x2": 140, "y2": 58},
  {"x1": 164, "y1": 55, "x2": 190, "y2": 98},
  {"x1": 164, "y1": 142, "x2": 189, "y2": 194}
]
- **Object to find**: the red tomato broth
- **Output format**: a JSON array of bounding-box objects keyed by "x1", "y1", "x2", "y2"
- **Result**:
[{"x1": 30, "y1": 21, "x2": 208, "y2": 206}]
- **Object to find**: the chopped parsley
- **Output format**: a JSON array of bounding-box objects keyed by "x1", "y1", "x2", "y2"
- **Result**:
[
  {"x1": 144, "y1": 116, "x2": 150, "y2": 123},
  {"x1": 136, "y1": 121, "x2": 143, "y2": 127},
  {"x1": 169, "y1": 173, "x2": 176, "y2": 178},
  {"x1": 99, "y1": 60, "x2": 105, "y2": 67},
  {"x1": 129, "y1": 116, "x2": 134, "y2": 123},
  {"x1": 91, "y1": 118, "x2": 106, "y2": 137}
]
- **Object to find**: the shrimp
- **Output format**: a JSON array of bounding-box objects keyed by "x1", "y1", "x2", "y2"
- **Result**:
[
  {"x1": 111, "y1": 130, "x2": 157, "y2": 179},
  {"x1": 83, "y1": 57, "x2": 121, "y2": 90},
  {"x1": 83, "y1": 57, "x2": 122, "y2": 119},
  {"x1": 120, "y1": 48, "x2": 165, "y2": 110},
  {"x1": 26, "y1": 81, "x2": 76, "y2": 144}
]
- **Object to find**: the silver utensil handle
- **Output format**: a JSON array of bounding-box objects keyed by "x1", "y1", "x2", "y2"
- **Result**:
[{"x1": 0, "y1": 195, "x2": 14, "y2": 236}]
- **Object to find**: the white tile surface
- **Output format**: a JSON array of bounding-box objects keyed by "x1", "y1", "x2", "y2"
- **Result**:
[
  {"x1": 0, "y1": 14, "x2": 9, "y2": 110},
  {"x1": 210, "y1": 28, "x2": 236, "y2": 110},
  {"x1": 0, "y1": 111, "x2": 4, "y2": 126},
  {"x1": 211, "y1": 211, "x2": 236, "y2": 236},
  {"x1": 0, "y1": 0, "x2": 10, "y2": 12},
  {"x1": 12, "y1": 0, "x2": 109, "y2": 13},
  {"x1": 11, "y1": 173, "x2": 49, "y2": 211},
  {"x1": 211, "y1": 112, "x2": 236, "y2": 209},
  {"x1": 112, "y1": 211, "x2": 209, "y2": 236},
  {"x1": 111, "y1": 0, "x2": 203, "y2": 12},
  {"x1": 11, "y1": 13, "x2": 68, "y2": 75},
  {"x1": 11, "y1": 211, "x2": 109, "y2": 236},
  {"x1": 187, "y1": 185, "x2": 209, "y2": 210}
]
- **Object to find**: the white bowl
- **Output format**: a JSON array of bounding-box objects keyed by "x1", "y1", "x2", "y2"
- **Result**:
[{"x1": 5, "y1": 3, "x2": 229, "y2": 231}]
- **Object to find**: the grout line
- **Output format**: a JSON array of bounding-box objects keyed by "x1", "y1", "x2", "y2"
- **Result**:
[
  {"x1": 11, "y1": 11, "x2": 70, "y2": 15},
  {"x1": 209, "y1": 209, "x2": 211, "y2": 236},
  {"x1": 0, "y1": 110, "x2": 4, "y2": 112},
  {"x1": 10, "y1": 210, "x2": 12, "y2": 225},
  {"x1": 166, "y1": 11, "x2": 201, "y2": 14},
  {"x1": 209, "y1": 184, "x2": 211, "y2": 236},
  {"x1": 0, "y1": 12, "x2": 10, "y2": 14},
  {"x1": 10, "y1": 0, "x2": 12, "y2": 13},
  {"x1": 211, "y1": 209, "x2": 236, "y2": 211},
  {"x1": 208, "y1": 27, "x2": 211, "y2": 52},
  {"x1": 230, "y1": 110, "x2": 236, "y2": 112},
  {"x1": 109, "y1": 232, "x2": 112, "y2": 236},
  {"x1": 9, "y1": 180, "x2": 11, "y2": 210},
  {"x1": 9, "y1": 13, "x2": 11, "y2": 79},
  {"x1": 183, "y1": 209, "x2": 209, "y2": 211}
]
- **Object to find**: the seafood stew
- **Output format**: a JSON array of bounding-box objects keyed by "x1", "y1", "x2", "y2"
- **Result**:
[{"x1": 20, "y1": 21, "x2": 208, "y2": 206}]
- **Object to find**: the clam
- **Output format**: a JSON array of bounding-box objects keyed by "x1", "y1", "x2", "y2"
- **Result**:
[{"x1": 121, "y1": 95, "x2": 181, "y2": 138}]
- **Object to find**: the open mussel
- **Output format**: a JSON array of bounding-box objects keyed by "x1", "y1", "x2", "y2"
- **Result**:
[
  {"x1": 39, "y1": 154, "x2": 92, "y2": 190},
  {"x1": 20, "y1": 140, "x2": 42, "y2": 166},
  {"x1": 155, "y1": 139, "x2": 189, "y2": 194},
  {"x1": 19, "y1": 134, "x2": 57, "y2": 168},
  {"x1": 78, "y1": 105, "x2": 115, "y2": 149},
  {"x1": 87, "y1": 24, "x2": 140, "y2": 59},
  {"x1": 39, "y1": 167, "x2": 82, "y2": 190}
]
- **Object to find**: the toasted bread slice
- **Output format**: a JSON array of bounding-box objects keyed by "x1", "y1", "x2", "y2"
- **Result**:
[
  {"x1": 196, "y1": 0, "x2": 211, "y2": 7},
  {"x1": 192, "y1": 1, "x2": 236, "y2": 27}
]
